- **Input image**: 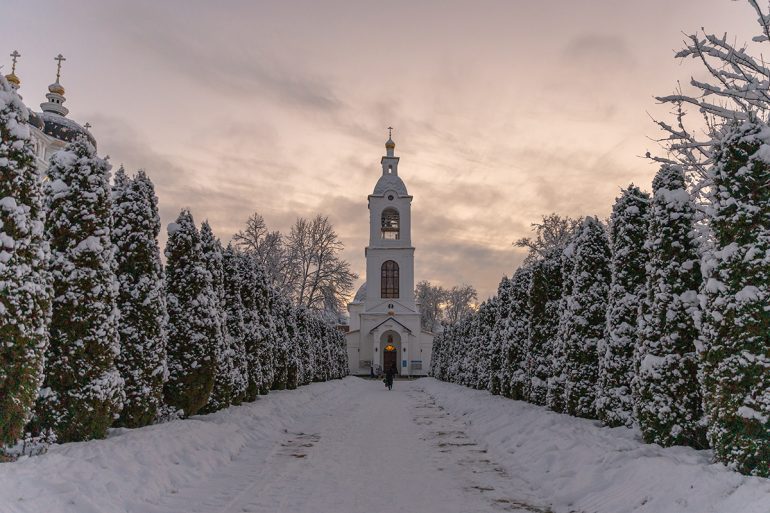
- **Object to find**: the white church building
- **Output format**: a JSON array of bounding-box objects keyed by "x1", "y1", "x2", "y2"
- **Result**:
[{"x1": 345, "y1": 134, "x2": 434, "y2": 376}]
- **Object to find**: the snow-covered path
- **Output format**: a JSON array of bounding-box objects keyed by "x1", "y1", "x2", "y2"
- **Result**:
[
  {"x1": 3, "y1": 377, "x2": 770, "y2": 513},
  {"x1": 143, "y1": 378, "x2": 545, "y2": 513}
]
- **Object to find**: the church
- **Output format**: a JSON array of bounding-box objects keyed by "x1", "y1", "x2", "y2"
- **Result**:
[
  {"x1": 5, "y1": 51, "x2": 96, "y2": 171},
  {"x1": 345, "y1": 134, "x2": 434, "y2": 376}
]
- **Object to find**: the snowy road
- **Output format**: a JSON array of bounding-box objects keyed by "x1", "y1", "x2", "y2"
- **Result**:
[
  {"x1": 3, "y1": 377, "x2": 769, "y2": 513},
  {"x1": 143, "y1": 378, "x2": 546, "y2": 513}
]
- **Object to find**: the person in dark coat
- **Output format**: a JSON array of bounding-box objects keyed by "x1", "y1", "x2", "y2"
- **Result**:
[{"x1": 384, "y1": 364, "x2": 397, "y2": 390}]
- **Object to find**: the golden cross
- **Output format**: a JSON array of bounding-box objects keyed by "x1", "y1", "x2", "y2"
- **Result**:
[
  {"x1": 9, "y1": 50, "x2": 20, "y2": 74},
  {"x1": 54, "y1": 53, "x2": 66, "y2": 82}
]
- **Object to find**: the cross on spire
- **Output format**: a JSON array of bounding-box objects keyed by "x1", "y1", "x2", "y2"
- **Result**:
[
  {"x1": 84, "y1": 122, "x2": 92, "y2": 130},
  {"x1": 54, "y1": 53, "x2": 66, "y2": 82},
  {"x1": 9, "y1": 50, "x2": 20, "y2": 74},
  {"x1": 388, "y1": 126, "x2": 393, "y2": 138}
]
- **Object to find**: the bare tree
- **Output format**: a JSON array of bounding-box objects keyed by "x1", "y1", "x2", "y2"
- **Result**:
[
  {"x1": 232, "y1": 213, "x2": 294, "y2": 295},
  {"x1": 650, "y1": 0, "x2": 770, "y2": 179},
  {"x1": 416, "y1": 280, "x2": 447, "y2": 332},
  {"x1": 285, "y1": 214, "x2": 357, "y2": 313},
  {"x1": 514, "y1": 213, "x2": 581, "y2": 264},
  {"x1": 232, "y1": 212, "x2": 357, "y2": 315},
  {"x1": 443, "y1": 284, "x2": 478, "y2": 325}
]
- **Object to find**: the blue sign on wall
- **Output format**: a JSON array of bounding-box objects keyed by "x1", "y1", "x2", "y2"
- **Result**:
[{"x1": 402, "y1": 360, "x2": 407, "y2": 367}]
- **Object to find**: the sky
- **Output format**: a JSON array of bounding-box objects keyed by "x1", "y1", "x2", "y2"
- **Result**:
[{"x1": 0, "y1": 0, "x2": 763, "y2": 299}]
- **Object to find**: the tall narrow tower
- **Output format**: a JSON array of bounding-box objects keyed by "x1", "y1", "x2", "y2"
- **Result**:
[
  {"x1": 346, "y1": 131, "x2": 433, "y2": 376},
  {"x1": 365, "y1": 132, "x2": 416, "y2": 309}
]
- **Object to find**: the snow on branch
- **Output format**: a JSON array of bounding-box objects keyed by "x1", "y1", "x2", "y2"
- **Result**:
[{"x1": 651, "y1": 0, "x2": 770, "y2": 177}]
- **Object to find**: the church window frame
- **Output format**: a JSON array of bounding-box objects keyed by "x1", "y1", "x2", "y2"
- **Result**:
[
  {"x1": 381, "y1": 207, "x2": 400, "y2": 240},
  {"x1": 381, "y1": 260, "x2": 399, "y2": 298}
]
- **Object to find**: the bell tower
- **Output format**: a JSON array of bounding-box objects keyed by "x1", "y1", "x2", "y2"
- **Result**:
[{"x1": 365, "y1": 130, "x2": 416, "y2": 310}]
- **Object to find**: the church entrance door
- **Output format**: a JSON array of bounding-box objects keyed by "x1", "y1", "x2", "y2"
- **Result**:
[{"x1": 383, "y1": 347, "x2": 397, "y2": 375}]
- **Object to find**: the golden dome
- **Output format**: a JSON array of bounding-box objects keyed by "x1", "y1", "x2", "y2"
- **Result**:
[
  {"x1": 385, "y1": 137, "x2": 395, "y2": 149},
  {"x1": 48, "y1": 82, "x2": 65, "y2": 95},
  {"x1": 5, "y1": 73, "x2": 19, "y2": 86}
]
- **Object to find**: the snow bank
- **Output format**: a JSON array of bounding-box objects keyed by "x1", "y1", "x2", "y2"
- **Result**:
[
  {"x1": 419, "y1": 378, "x2": 770, "y2": 513},
  {"x1": 0, "y1": 378, "x2": 364, "y2": 513}
]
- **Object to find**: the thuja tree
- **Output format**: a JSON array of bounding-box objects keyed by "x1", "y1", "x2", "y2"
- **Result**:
[
  {"x1": 596, "y1": 186, "x2": 649, "y2": 428},
  {"x1": 111, "y1": 168, "x2": 167, "y2": 428},
  {"x1": 37, "y1": 139, "x2": 123, "y2": 442},
  {"x1": 0, "y1": 77, "x2": 51, "y2": 446},
  {"x1": 701, "y1": 122, "x2": 770, "y2": 475},
  {"x1": 199, "y1": 221, "x2": 237, "y2": 414},
  {"x1": 221, "y1": 244, "x2": 248, "y2": 404},
  {"x1": 239, "y1": 253, "x2": 266, "y2": 399},
  {"x1": 525, "y1": 252, "x2": 562, "y2": 406},
  {"x1": 488, "y1": 277, "x2": 512, "y2": 395},
  {"x1": 504, "y1": 265, "x2": 532, "y2": 400},
  {"x1": 163, "y1": 209, "x2": 218, "y2": 417},
  {"x1": 634, "y1": 165, "x2": 706, "y2": 449},
  {"x1": 562, "y1": 217, "x2": 610, "y2": 419},
  {"x1": 547, "y1": 240, "x2": 576, "y2": 413}
]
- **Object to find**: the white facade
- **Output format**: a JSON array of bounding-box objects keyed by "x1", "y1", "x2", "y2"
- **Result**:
[{"x1": 346, "y1": 136, "x2": 434, "y2": 376}]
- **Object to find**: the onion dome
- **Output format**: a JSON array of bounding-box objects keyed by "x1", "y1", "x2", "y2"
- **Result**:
[
  {"x1": 48, "y1": 82, "x2": 65, "y2": 95},
  {"x1": 5, "y1": 50, "x2": 21, "y2": 90}
]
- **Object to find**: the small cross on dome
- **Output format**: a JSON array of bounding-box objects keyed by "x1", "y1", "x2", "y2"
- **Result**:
[{"x1": 54, "y1": 54, "x2": 66, "y2": 82}]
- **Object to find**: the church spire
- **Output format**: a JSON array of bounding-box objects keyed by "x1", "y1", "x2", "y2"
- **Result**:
[
  {"x1": 385, "y1": 126, "x2": 395, "y2": 157},
  {"x1": 5, "y1": 50, "x2": 21, "y2": 90},
  {"x1": 40, "y1": 53, "x2": 69, "y2": 116}
]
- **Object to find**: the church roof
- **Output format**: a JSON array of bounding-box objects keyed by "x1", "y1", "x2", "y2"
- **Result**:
[
  {"x1": 373, "y1": 173, "x2": 408, "y2": 196},
  {"x1": 351, "y1": 282, "x2": 367, "y2": 304},
  {"x1": 369, "y1": 317, "x2": 413, "y2": 335},
  {"x1": 37, "y1": 111, "x2": 96, "y2": 148}
]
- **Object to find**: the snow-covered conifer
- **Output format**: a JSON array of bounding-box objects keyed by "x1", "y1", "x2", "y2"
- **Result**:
[
  {"x1": 239, "y1": 253, "x2": 266, "y2": 399},
  {"x1": 111, "y1": 168, "x2": 167, "y2": 428},
  {"x1": 634, "y1": 165, "x2": 706, "y2": 448},
  {"x1": 504, "y1": 266, "x2": 532, "y2": 400},
  {"x1": 37, "y1": 139, "x2": 123, "y2": 442},
  {"x1": 0, "y1": 77, "x2": 51, "y2": 446},
  {"x1": 163, "y1": 209, "x2": 218, "y2": 417},
  {"x1": 701, "y1": 122, "x2": 770, "y2": 475},
  {"x1": 488, "y1": 277, "x2": 512, "y2": 395},
  {"x1": 525, "y1": 253, "x2": 562, "y2": 406},
  {"x1": 596, "y1": 186, "x2": 649, "y2": 428},
  {"x1": 562, "y1": 217, "x2": 610, "y2": 419},
  {"x1": 547, "y1": 241, "x2": 576, "y2": 413},
  {"x1": 199, "y1": 221, "x2": 239, "y2": 413},
  {"x1": 221, "y1": 244, "x2": 248, "y2": 404}
]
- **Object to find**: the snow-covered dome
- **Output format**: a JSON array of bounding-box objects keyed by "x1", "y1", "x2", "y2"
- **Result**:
[
  {"x1": 37, "y1": 111, "x2": 96, "y2": 148},
  {"x1": 373, "y1": 174, "x2": 408, "y2": 196},
  {"x1": 352, "y1": 282, "x2": 367, "y2": 303}
]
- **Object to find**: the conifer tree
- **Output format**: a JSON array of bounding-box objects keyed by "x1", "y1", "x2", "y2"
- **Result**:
[
  {"x1": 200, "y1": 221, "x2": 238, "y2": 413},
  {"x1": 37, "y1": 139, "x2": 123, "y2": 442},
  {"x1": 112, "y1": 168, "x2": 167, "y2": 428},
  {"x1": 239, "y1": 253, "x2": 266, "y2": 399},
  {"x1": 547, "y1": 241, "x2": 576, "y2": 413},
  {"x1": 634, "y1": 165, "x2": 706, "y2": 448},
  {"x1": 221, "y1": 244, "x2": 248, "y2": 404},
  {"x1": 525, "y1": 253, "x2": 562, "y2": 406},
  {"x1": 0, "y1": 77, "x2": 51, "y2": 446},
  {"x1": 504, "y1": 266, "x2": 532, "y2": 400},
  {"x1": 701, "y1": 123, "x2": 770, "y2": 475},
  {"x1": 163, "y1": 209, "x2": 218, "y2": 417},
  {"x1": 562, "y1": 217, "x2": 610, "y2": 419},
  {"x1": 596, "y1": 185, "x2": 649, "y2": 428},
  {"x1": 488, "y1": 277, "x2": 512, "y2": 395}
]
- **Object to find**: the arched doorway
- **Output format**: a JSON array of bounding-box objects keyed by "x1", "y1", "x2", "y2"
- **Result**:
[{"x1": 380, "y1": 331, "x2": 401, "y2": 375}]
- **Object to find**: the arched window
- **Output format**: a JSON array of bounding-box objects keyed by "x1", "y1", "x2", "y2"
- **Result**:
[
  {"x1": 381, "y1": 208, "x2": 400, "y2": 240},
  {"x1": 381, "y1": 260, "x2": 399, "y2": 298}
]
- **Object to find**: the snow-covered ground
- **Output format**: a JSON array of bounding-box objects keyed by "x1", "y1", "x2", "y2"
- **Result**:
[{"x1": 0, "y1": 378, "x2": 768, "y2": 513}]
